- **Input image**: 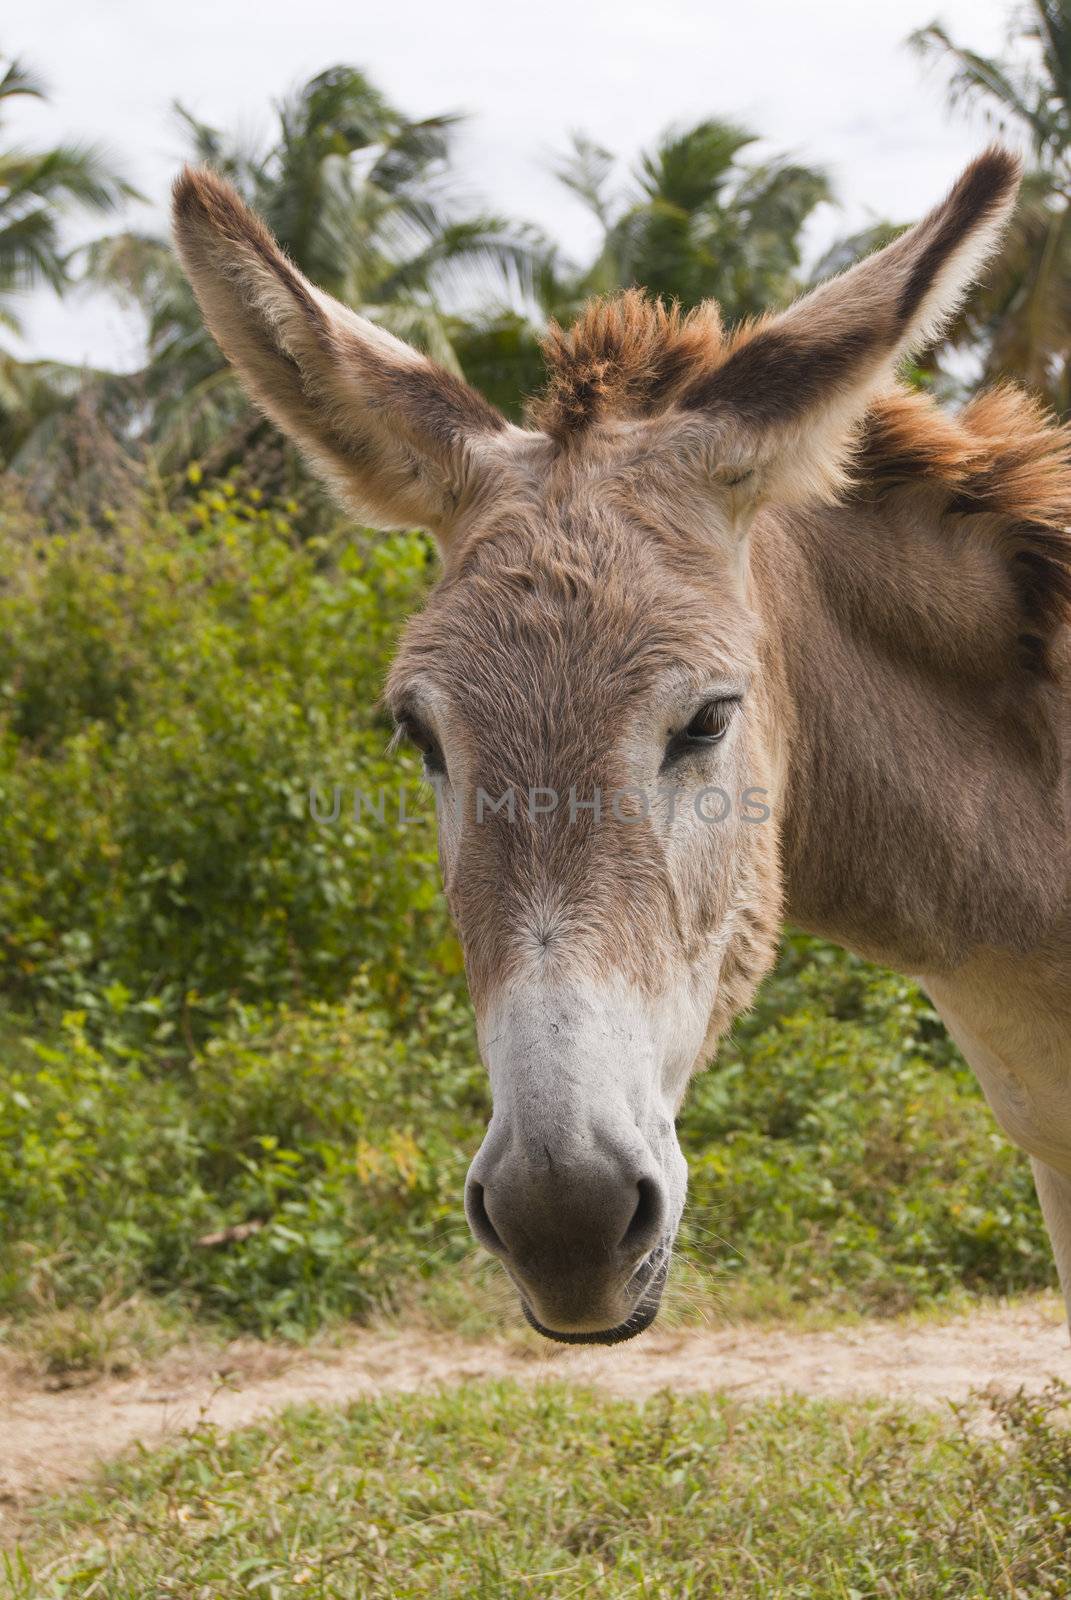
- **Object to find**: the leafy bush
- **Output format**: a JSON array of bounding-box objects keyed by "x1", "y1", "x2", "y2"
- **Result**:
[
  {"x1": 0, "y1": 479, "x2": 449, "y2": 1034},
  {"x1": 0, "y1": 983, "x2": 482, "y2": 1336},
  {"x1": 683, "y1": 942, "x2": 1051, "y2": 1315},
  {"x1": 0, "y1": 942, "x2": 1049, "y2": 1335}
]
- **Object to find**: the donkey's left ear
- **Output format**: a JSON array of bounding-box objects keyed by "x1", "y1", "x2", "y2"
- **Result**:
[
  {"x1": 172, "y1": 166, "x2": 510, "y2": 541},
  {"x1": 677, "y1": 146, "x2": 1022, "y2": 507}
]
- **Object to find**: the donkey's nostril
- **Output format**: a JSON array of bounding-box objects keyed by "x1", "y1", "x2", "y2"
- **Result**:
[
  {"x1": 466, "y1": 1179, "x2": 509, "y2": 1258},
  {"x1": 620, "y1": 1176, "x2": 665, "y2": 1258}
]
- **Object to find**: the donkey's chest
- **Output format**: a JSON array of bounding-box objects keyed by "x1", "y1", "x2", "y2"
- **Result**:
[{"x1": 925, "y1": 941, "x2": 1071, "y2": 1174}]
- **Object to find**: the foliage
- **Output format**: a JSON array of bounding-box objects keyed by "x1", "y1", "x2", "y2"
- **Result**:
[
  {"x1": 553, "y1": 120, "x2": 830, "y2": 316},
  {"x1": 0, "y1": 53, "x2": 133, "y2": 324},
  {"x1": 912, "y1": 0, "x2": 1071, "y2": 414},
  {"x1": 0, "y1": 50, "x2": 136, "y2": 470},
  {"x1": 683, "y1": 939, "x2": 1051, "y2": 1316},
  {"x1": 0, "y1": 481, "x2": 448, "y2": 1030},
  {"x1": 0, "y1": 985, "x2": 480, "y2": 1337},
  {"x1": 0, "y1": 933, "x2": 1050, "y2": 1338},
  {"x1": 6, "y1": 1381, "x2": 1071, "y2": 1596}
]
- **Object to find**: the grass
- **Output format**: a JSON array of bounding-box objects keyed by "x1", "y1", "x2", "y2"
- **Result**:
[
  {"x1": 0, "y1": 1295, "x2": 194, "y2": 1387},
  {"x1": 5, "y1": 1380, "x2": 1070, "y2": 1598}
]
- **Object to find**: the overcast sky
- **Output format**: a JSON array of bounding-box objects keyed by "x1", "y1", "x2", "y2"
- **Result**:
[{"x1": 7, "y1": 0, "x2": 1016, "y2": 371}]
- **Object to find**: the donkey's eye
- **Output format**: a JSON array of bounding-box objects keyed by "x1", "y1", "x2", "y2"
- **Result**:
[
  {"x1": 397, "y1": 717, "x2": 446, "y2": 777},
  {"x1": 686, "y1": 699, "x2": 736, "y2": 741},
  {"x1": 662, "y1": 698, "x2": 739, "y2": 768}
]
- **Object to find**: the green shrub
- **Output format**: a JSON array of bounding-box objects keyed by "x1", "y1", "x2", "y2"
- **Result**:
[
  {"x1": 0, "y1": 480, "x2": 449, "y2": 1033},
  {"x1": 0, "y1": 942, "x2": 1049, "y2": 1335},
  {"x1": 0, "y1": 982, "x2": 483, "y2": 1335},
  {"x1": 678, "y1": 937, "x2": 1050, "y2": 1314}
]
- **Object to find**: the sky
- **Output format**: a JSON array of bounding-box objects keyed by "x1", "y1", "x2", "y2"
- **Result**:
[{"x1": 6, "y1": 0, "x2": 1017, "y2": 372}]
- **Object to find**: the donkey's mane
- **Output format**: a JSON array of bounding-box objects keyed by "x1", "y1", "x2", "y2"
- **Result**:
[
  {"x1": 858, "y1": 385, "x2": 1071, "y2": 636},
  {"x1": 529, "y1": 289, "x2": 1071, "y2": 635}
]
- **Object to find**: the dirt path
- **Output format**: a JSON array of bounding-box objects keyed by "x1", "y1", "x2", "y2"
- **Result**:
[{"x1": 2, "y1": 1298, "x2": 1067, "y2": 1531}]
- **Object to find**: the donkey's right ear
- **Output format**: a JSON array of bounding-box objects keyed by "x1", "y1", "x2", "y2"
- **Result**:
[
  {"x1": 172, "y1": 166, "x2": 509, "y2": 539},
  {"x1": 675, "y1": 146, "x2": 1022, "y2": 509}
]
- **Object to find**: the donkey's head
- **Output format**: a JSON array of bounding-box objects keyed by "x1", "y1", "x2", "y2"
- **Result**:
[{"x1": 174, "y1": 148, "x2": 1020, "y2": 1341}]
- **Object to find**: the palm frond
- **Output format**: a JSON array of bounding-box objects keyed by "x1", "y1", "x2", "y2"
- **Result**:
[
  {"x1": 0, "y1": 56, "x2": 47, "y2": 110},
  {"x1": 554, "y1": 134, "x2": 616, "y2": 226},
  {"x1": 0, "y1": 140, "x2": 138, "y2": 213},
  {"x1": 909, "y1": 21, "x2": 1044, "y2": 148},
  {"x1": 0, "y1": 208, "x2": 66, "y2": 292},
  {"x1": 635, "y1": 120, "x2": 756, "y2": 211}
]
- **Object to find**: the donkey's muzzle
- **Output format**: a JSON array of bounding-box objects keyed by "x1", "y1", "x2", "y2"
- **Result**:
[
  {"x1": 464, "y1": 1132, "x2": 668, "y2": 1339},
  {"x1": 521, "y1": 1248, "x2": 670, "y2": 1345}
]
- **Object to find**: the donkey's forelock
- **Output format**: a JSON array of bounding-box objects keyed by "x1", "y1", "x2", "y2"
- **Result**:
[{"x1": 529, "y1": 291, "x2": 727, "y2": 440}]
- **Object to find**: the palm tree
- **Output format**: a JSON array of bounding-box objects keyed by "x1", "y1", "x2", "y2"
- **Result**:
[
  {"x1": 0, "y1": 53, "x2": 134, "y2": 332},
  {"x1": 92, "y1": 67, "x2": 547, "y2": 468},
  {"x1": 458, "y1": 120, "x2": 831, "y2": 422},
  {"x1": 551, "y1": 120, "x2": 831, "y2": 318},
  {"x1": 911, "y1": 2, "x2": 1071, "y2": 414},
  {"x1": 0, "y1": 51, "x2": 135, "y2": 475}
]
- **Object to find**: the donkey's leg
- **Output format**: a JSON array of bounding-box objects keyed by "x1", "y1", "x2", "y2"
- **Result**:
[
  {"x1": 926, "y1": 983, "x2": 1071, "y2": 1332},
  {"x1": 1029, "y1": 1159, "x2": 1071, "y2": 1324}
]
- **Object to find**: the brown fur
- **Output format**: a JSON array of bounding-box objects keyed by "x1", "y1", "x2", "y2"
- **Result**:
[
  {"x1": 858, "y1": 385, "x2": 1071, "y2": 641},
  {"x1": 527, "y1": 289, "x2": 866, "y2": 439},
  {"x1": 172, "y1": 166, "x2": 506, "y2": 535},
  {"x1": 529, "y1": 291, "x2": 727, "y2": 438}
]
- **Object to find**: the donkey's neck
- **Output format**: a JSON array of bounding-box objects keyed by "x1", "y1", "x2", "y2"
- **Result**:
[{"x1": 753, "y1": 492, "x2": 1070, "y2": 976}]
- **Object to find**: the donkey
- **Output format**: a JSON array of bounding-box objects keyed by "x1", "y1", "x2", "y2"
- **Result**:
[{"x1": 173, "y1": 148, "x2": 1071, "y2": 1345}]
